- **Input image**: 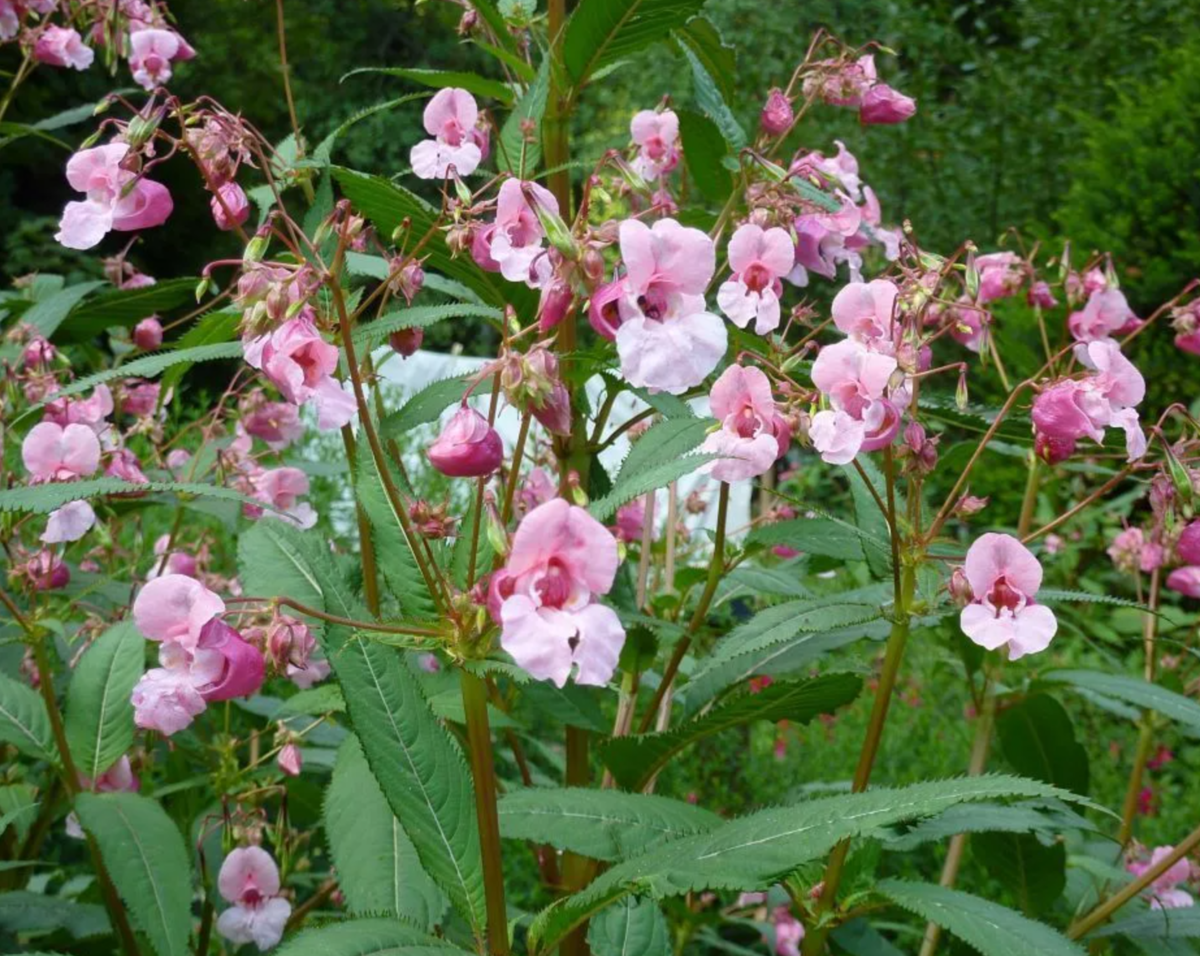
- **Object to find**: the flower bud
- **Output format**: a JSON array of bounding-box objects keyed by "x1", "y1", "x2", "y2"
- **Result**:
[
  {"x1": 1035, "y1": 432, "x2": 1075, "y2": 465},
  {"x1": 581, "y1": 244, "x2": 606, "y2": 286},
  {"x1": 457, "y1": 8, "x2": 479, "y2": 34},
  {"x1": 133, "y1": 316, "x2": 164, "y2": 350},
  {"x1": 389, "y1": 327, "x2": 424, "y2": 358},
  {"x1": 760, "y1": 88, "x2": 794, "y2": 135},
  {"x1": 211, "y1": 182, "x2": 250, "y2": 232},
  {"x1": 953, "y1": 494, "x2": 989, "y2": 516},
  {"x1": 524, "y1": 183, "x2": 578, "y2": 261},
  {"x1": 277, "y1": 742, "x2": 302, "y2": 777},
  {"x1": 949, "y1": 567, "x2": 973, "y2": 606},
  {"x1": 1177, "y1": 521, "x2": 1200, "y2": 565},
  {"x1": 428, "y1": 406, "x2": 503, "y2": 478},
  {"x1": 537, "y1": 278, "x2": 574, "y2": 333}
]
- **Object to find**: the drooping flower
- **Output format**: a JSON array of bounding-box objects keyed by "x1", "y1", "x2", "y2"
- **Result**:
[
  {"x1": 1127, "y1": 846, "x2": 1195, "y2": 911},
  {"x1": 958, "y1": 533, "x2": 1058, "y2": 660},
  {"x1": 106, "y1": 447, "x2": 150, "y2": 484},
  {"x1": 808, "y1": 339, "x2": 901, "y2": 464},
  {"x1": 859, "y1": 83, "x2": 916, "y2": 124},
  {"x1": 490, "y1": 499, "x2": 625, "y2": 687},
  {"x1": 34, "y1": 26, "x2": 94, "y2": 70},
  {"x1": 1068, "y1": 288, "x2": 1140, "y2": 344},
  {"x1": 831, "y1": 278, "x2": 899, "y2": 343},
  {"x1": 42, "y1": 500, "x2": 97, "y2": 543},
  {"x1": 55, "y1": 143, "x2": 173, "y2": 250},
  {"x1": 760, "y1": 88, "x2": 794, "y2": 136},
  {"x1": 717, "y1": 224, "x2": 795, "y2": 335},
  {"x1": 132, "y1": 316, "x2": 164, "y2": 350},
  {"x1": 614, "y1": 218, "x2": 726, "y2": 394},
  {"x1": 1166, "y1": 566, "x2": 1200, "y2": 599},
  {"x1": 216, "y1": 846, "x2": 292, "y2": 951},
  {"x1": 427, "y1": 405, "x2": 503, "y2": 477},
  {"x1": 22, "y1": 422, "x2": 102, "y2": 481},
  {"x1": 974, "y1": 252, "x2": 1024, "y2": 304},
  {"x1": 629, "y1": 108, "x2": 680, "y2": 182},
  {"x1": 210, "y1": 181, "x2": 250, "y2": 231},
  {"x1": 410, "y1": 87, "x2": 483, "y2": 180},
  {"x1": 241, "y1": 400, "x2": 305, "y2": 449},
  {"x1": 480, "y1": 179, "x2": 559, "y2": 285},
  {"x1": 133, "y1": 573, "x2": 225, "y2": 652},
  {"x1": 700, "y1": 365, "x2": 789, "y2": 482}
]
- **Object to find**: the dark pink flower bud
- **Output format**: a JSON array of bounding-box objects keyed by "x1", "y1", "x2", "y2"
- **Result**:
[
  {"x1": 22, "y1": 337, "x2": 57, "y2": 368},
  {"x1": 390, "y1": 259, "x2": 425, "y2": 305},
  {"x1": 210, "y1": 182, "x2": 250, "y2": 232},
  {"x1": 1177, "y1": 522, "x2": 1200, "y2": 565},
  {"x1": 389, "y1": 327, "x2": 424, "y2": 358},
  {"x1": 194, "y1": 618, "x2": 266, "y2": 702},
  {"x1": 1035, "y1": 432, "x2": 1076, "y2": 465},
  {"x1": 28, "y1": 551, "x2": 70, "y2": 591},
  {"x1": 588, "y1": 279, "x2": 626, "y2": 340},
  {"x1": 538, "y1": 279, "x2": 574, "y2": 333},
  {"x1": 760, "y1": 88, "x2": 794, "y2": 135},
  {"x1": 277, "y1": 742, "x2": 302, "y2": 777},
  {"x1": 1027, "y1": 281, "x2": 1057, "y2": 309},
  {"x1": 532, "y1": 381, "x2": 573, "y2": 437},
  {"x1": 121, "y1": 380, "x2": 161, "y2": 416},
  {"x1": 428, "y1": 406, "x2": 503, "y2": 477},
  {"x1": 954, "y1": 494, "x2": 989, "y2": 516},
  {"x1": 860, "y1": 84, "x2": 916, "y2": 125},
  {"x1": 133, "y1": 316, "x2": 164, "y2": 350},
  {"x1": 1166, "y1": 566, "x2": 1200, "y2": 599}
]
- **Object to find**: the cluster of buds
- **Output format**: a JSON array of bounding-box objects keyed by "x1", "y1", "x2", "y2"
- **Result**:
[
  {"x1": 898, "y1": 420, "x2": 938, "y2": 477},
  {"x1": 497, "y1": 344, "x2": 572, "y2": 437},
  {"x1": 235, "y1": 262, "x2": 321, "y2": 337},
  {"x1": 388, "y1": 257, "x2": 426, "y2": 306},
  {"x1": 410, "y1": 499, "x2": 457, "y2": 540}
]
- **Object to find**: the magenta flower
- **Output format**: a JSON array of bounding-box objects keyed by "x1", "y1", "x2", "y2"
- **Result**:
[
  {"x1": 860, "y1": 83, "x2": 917, "y2": 124},
  {"x1": 189, "y1": 618, "x2": 266, "y2": 702},
  {"x1": 809, "y1": 339, "x2": 900, "y2": 464},
  {"x1": 613, "y1": 497, "x2": 649, "y2": 544},
  {"x1": 428, "y1": 405, "x2": 503, "y2": 478},
  {"x1": 1127, "y1": 846, "x2": 1195, "y2": 910},
  {"x1": 974, "y1": 252, "x2": 1024, "y2": 304},
  {"x1": 587, "y1": 278, "x2": 626, "y2": 340},
  {"x1": 42, "y1": 500, "x2": 96, "y2": 544},
  {"x1": 1177, "y1": 521, "x2": 1200, "y2": 564},
  {"x1": 1166, "y1": 566, "x2": 1200, "y2": 598},
  {"x1": 410, "y1": 87, "x2": 483, "y2": 179},
  {"x1": 210, "y1": 181, "x2": 250, "y2": 231},
  {"x1": 22, "y1": 422, "x2": 101, "y2": 481},
  {"x1": 132, "y1": 316, "x2": 163, "y2": 351},
  {"x1": 243, "y1": 313, "x2": 356, "y2": 430},
  {"x1": 760, "y1": 88, "x2": 794, "y2": 136},
  {"x1": 614, "y1": 218, "x2": 726, "y2": 394},
  {"x1": 629, "y1": 108, "x2": 680, "y2": 182},
  {"x1": 831, "y1": 278, "x2": 899, "y2": 343},
  {"x1": 133, "y1": 573, "x2": 225, "y2": 652},
  {"x1": 216, "y1": 847, "x2": 292, "y2": 951},
  {"x1": 701, "y1": 365, "x2": 788, "y2": 482},
  {"x1": 34, "y1": 26, "x2": 94, "y2": 70},
  {"x1": 242, "y1": 401, "x2": 305, "y2": 449},
  {"x1": 959, "y1": 533, "x2": 1058, "y2": 660},
  {"x1": 484, "y1": 179, "x2": 559, "y2": 285},
  {"x1": 1068, "y1": 288, "x2": 1140, "y2": 344},
  {"x1": 717, "y1": 224, "x2": 794, "y2": 335},
  {"x1": 491, "y1": 499, "x2": 625, "y2": 687},
  {"x1": 55, "y1": 144, "x2": 173, "y2": 250}
]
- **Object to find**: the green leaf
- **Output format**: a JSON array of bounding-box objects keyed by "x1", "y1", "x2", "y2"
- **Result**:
[
  {"x1": 996, "y1": 693, "x2": 1090, "y2": 796},
  {"x1": 275, "y1": 684, "x2": 345, "y2": 718},
  {"x1": 883, "y1": 800, "x2": 1095, "y2": 851},
  {"x1": 600, "y1": 673, "x2": 862, "y2": 790},
  {"x1": 74, "y1": 792, "x2": 192, "y2": 956},
  {"x1": 1043, "y1": 670, "x2": 1200, "y2": 738},
  {"x1": 345, "y1": 67, "x2": 514, "y2": 106},
  {"x1": 676, "y1": 18, "x2": 746, "y2": 149},
  {"x1": 22, "y1": 282, "x2": 105, "y2": 337},
  {"x1": 615, "y1": 417, "x2": 713, "y2": 485},
  {"x1": 588, "y1": 897, "x2": 671, "y2": 956},
  {"x1": 528, "y1": 775, "x2": 1095, "y2": 954},
  {"x1": 355, "y1": 303, "x2": 503, "y2": 349},
  {"x1": 500, "y1": 57, "x2": 549, "y2": 176},
  {"x1": 275, "y1": 918, "x2": 469, "y2": 955},
  {"x1": 0, "y1": 671, "x2": 55, "y2": 762},
  {"x1": 677, "y1": 109, "x2": 733, "y2": 202},
  {"x1": 974, "y1": 831, "x2": 1067, "y2": 916},
  {"x1": 315, "y1": 94, "x2": 432, "y2": 166},
  {"x1": 1090, "y1": 908, "x2": 1200, "y2": 940},
  {"x1": 563, "y1": 0, "x2": 708, "y2": 85},
  {"x1": 844, "y1": 459, "x2": 895, "y2": 579},
  {"x1": 380, "y1": 374, "x2": 492, "y2": 440},
  {"x1": 326, "y1": 736, "x2": 447, "y2": 929},
  {"x1": 589, "y1": 454, "x2": 718, "y2": 522},
  {"x1": 497, "y1": 787, "x2": 720, "y2": 861},
  {"x1": 0, "y1": 120, "x2": 70, "y2": 149},
  {"x1": 58, "y1": 279, "x2": 199, "y2": 342},
  {"x1": 519, "y1": 681, "x2": 608, "y2": 732},
  {"x1": 237, "y1": 520, "x2": 326, "y2": 614},
  {"x1": 746, "y1": 517, "x2": 882, "y2": 562},
  {"x1": 0, "y1": 784, "x2": 39, "y2": 844},
  {"x1": 65, "y1": 621, "x2": 143, "y2": 782},
  {"x1": 0, "y1": 890, "x2": 109, "y2": 939},
  {"x1": 0, "y1": 478, "x2": 269, "y2": 516},
  {"x1": 876, "y1": 879, "x2": 1086, "y2": 956}
]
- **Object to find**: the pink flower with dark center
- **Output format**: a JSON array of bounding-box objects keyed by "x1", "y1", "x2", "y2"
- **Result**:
[
  {"x1": 22, "y1": 422, "x2": 101, "y2": 481},
  {"x1": 128, "y1": 28, "x2": 184, "y2": 89},
  {"x1": 428, "y1": 405, "x2": 503, "y2": 478},
  {"x1": 629, "y1": 109, "x2": 680, "y2": 182},
  {"x1": 959, "y1": 533, "x2": 1057, "y2": 660},
  {"x1": 216, "y1": 847, "x2": 292, "y2": 951},
  {"x1": 490, "y1": 498, "x2": 625, "y2": 687},
  {"x1": 211, "y1": 181, "x2": 250, "y2": 231},
  {"x1": 243, "y1": 313, "x2": 356, "y2": 430},
  {"x1": 831, "y1": 278, "x2": 899, "y2": 342},
  {"x1": 133, "y1": 573, "x2": 225, "y2": 652},
  {"x1": 484, "y1": 179, "x2": 559, "y2": 285},
  {"x1": 1127, "y1": 846, "x2": 1195, "y2": 910},
  {"x1": 1068, "y1": 288, "x2": 1140, "y2": 344},
  {"x1": 614, "y1": 218, "x2": 725, "y2": 394},
  {"x1": 55, "y1": 143, "x2": 173, "y2": 250},
  {"x1": 701, "y1": 365, "x2": 788, "y2": 482},
  {"x1": 717, "y1": 224, "x2": 795, "y2": 335},
  {"x1": 808, "y1": 338, "x2": 900, "y2": 464},
  {"x1": 410, "y1": 87, "x2": 483, "y2": 179},
  {"x1": 34, "y1": 26, "x2": 94, "y2": 70},
  {"x1": 860, "y1": 83, "x2": 916, "y2": 124},
  {"x1": 42, "y1": 500, "x2": 96, "y2": 543}
]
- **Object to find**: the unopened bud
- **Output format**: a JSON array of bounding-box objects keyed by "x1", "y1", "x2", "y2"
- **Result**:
[
  {"x1": 949, "y1": 567, "x2": 973, "y2": 606},
  {"x1": 389, "y1": 327, "x2": 424, "y2": 358},
  {"x1": 760, "y1": 88, "x2": 794, "y2": 136}
]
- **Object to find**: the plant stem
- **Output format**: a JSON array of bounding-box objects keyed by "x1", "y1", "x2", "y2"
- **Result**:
[
  {"x1": 560, "y1": 724, "x2": 591, "y2": 956},
  {"x1": 502, "y1": 410, "x2": 533, "y2": 525},
  {"x1": 461, "y1": 671, "x2": 510, "y2": 955},
  {"x1": 1115, "y1": 567, "x2": 1162, "y2": 847},
  {"x1": 342, "y1": 424, "x2": 381, "y2": 615},
  {"x1": 264, "y1": 596, "x2": 441, "y2": 636},
  {"x1": 275, "y1": 0, "x2": 302, "y2": 148}
]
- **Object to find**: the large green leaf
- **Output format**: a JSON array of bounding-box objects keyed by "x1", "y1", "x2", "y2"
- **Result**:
[
  {"x1": 23, "y1": 282, "x2": 105, "y2": 337},
  {"x1": 678, "y1": 109, "x2": 733, "y2": 202},
  {"x1": 354, "y1": 303, "x2": 503, "y2": 349},
  {"x1": 497, "y1": 787, "x2": 720, "y2": 861},
  {"x1": 614, "y1": 417, "x2": 713, "y2": 485},
  {"x1": 0, "y1": 671, "x2": 55, "y2": 762},
  {"x1": 0, "y1": 890, "x2": 109, "y2": 939},
  {"x1": 58, "y1": 279, "x2": 199, "y2": 342},
  {"x1": 499, "y1": 58, "x2": 549, "y2": 176},
  {"x1": 528, "y1": 775, "x2": 1087, "y2": 953},
  {"x1": 519, "y1": 681, "x2": 608, "y2": 732},
  {"x1": 275, "y1": 918, "x2": 469, "y2": 955},
  {"x1": 380, "y1": 374, "x2": 493, "y2": 441},
  {"x1": 746, "y1": 517, "x2": 889, "y2": 563},
  {"x1": 1090, "y1": 908, "x2": 1200, "y2": 940},
  {"x1": 589, "y1": 454, "x2": 718, "y2": 522},
  {"x1": 65, "y1": 621, "x2": 143, "y2": 782},
  {"x1": 326, "y1": 737, "x2": 447, "y2": 929},
  {"x1": 563, "y1": 0, "x2": 708, "y2": 85},
  {"x1": 882, "y1": 800, "x2": 1095, "y2": 851},
  {"x1": 343, "y1": 67, "x2": 515, "y2": 105},
  {"x1": 601, "y1": 673, "x2": 862, "y2": 790},
  {"x1": 587, "y1": 897, "x2": 671, "y2": 956},
  {"x1": 844, "y1": 459, "x2": 896, "y2": 579},
  {"x1": 237, "y1": 520, "x2": 326, "y2": 613},
  {"x1": 996, "y1": 693, "x2": 1090, "y2": 796},
  {"x1": 974, "y1": 832, "x2": 1067, "y2": 916},
  {"x1": 74, "y1": 792, "x2": 192, "y2": 956},
  {"x1": 876, "y1": 879, "x2": 1086, "y2": 956},
  {"x1": 1043, "y1": 670, "x2": 1200, "y2": 737},
  {"x1": 0, "y1": 478, "x2": 269, "y2": 516}
]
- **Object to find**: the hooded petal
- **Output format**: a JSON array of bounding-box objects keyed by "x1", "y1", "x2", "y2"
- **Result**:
[
  {"x1": 809, "y1": 409, "x2": 865, "y2": 465},
  {"x1": 218, "y1": 846, "x2": 281, "y2": 903},
  {"x1": 959, "y1": 604, "x2": 1018, "y2": 651},
  {"x1": 133, "y1": 574, "x2": 225, "y2": 648},
  {"x1": 615, "y1": 309, "x2": 726, "y2": 395},
  {"x1": 963, "y1": 532, "x2": 1043, "y2": 598}
]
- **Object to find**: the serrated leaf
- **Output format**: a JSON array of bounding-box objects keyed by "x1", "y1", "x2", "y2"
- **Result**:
[
  {"x1": 601, "y1": 673, "x2": 862, "y2": 790},
  {"x1": 0, "y1": 478, "x2": 269, "y2": 516},
  {"x1": 22, "y1": 281, "x2": 104, "y2": 337},
  {"x1": 974, "y1": 831, "x2": 1067, "y2": 916},
  {"x1": 883, "y1": 799, "x2": 1095, "y2": 852},
  {"x1": 1038, "y1": 589, "x2": 1153, "y2": 611},
  {"x1": 344, "y1": 67, "x2": 515, "y2": 105},
  {"x1": 237, "y1": 520, "x2": 326, "y2": 613},
  {"x1": 519, "y1": 680, "x2": 608, "y2": 732},
  {"x1": 563, "y1": 0, "x2": 708, "y2": 85},
  {"x1": 74, "y1": 792, "x2": 192, "y2": 956},
  {"x1": 0, "y1": 891, "x2": 110, "y2": 938},
  {"x1": 500, "y1": 57, "x2": 548, "y2": 176},
  {"x1": 1043, "y1": 670, "x2": 1200, "y2": 738},
  {"x1": 996, "y1": 693, "x2": 1089, "y2": 796},
  {"x1": 589, "y1": 454, "x2": 718, "y2": 522},
  {"x1": 275, "y1": 684, "x2": 345, "y2": 717},
  {"x1": 355, "y1": 303, "x2": 502, "y2": 349},
  {"x1": 275, "y1": 918, "x2": 469, "y2": 955},
  {"x1": 326, "y1": 736, "x2": 448, "y2": 928},
  {"x1": 587, "y1": 897, "x2": 671, "y2": 956},
  {"x1": 380, "y1": 374, "x2": 493, "y2": 440},
  {"x1": 677, "y1": 109, "x2": 733, "y2": 202},
  {"x1": 677, "y1": 20, "x2": 746, "y2": 149},
  {"x1": 528, "y1": 776, "x2": 1097, "y2": 954},
  {"x1": 65, "y1": 621, "x2": 143, "y2": 782},
  {"x1": 58, "y1": 279, "x2": 198, "y2": 342},
  {"x1": 615, "y1": 417, "x2": 713, "y2": 485},
  {"x1": 314, "y1": 94, "x2": 432, "y2": 166},
  {"x1": 844, "y1": 459, "x2": 895, "y2": 579},
  {"x1": 876, "y1": 879, "x2": 1086, "y2": 956},
  {"x1": 1091, "y1": 908, "x2": 1200, "y2": 940},
  {"x1": 0, "y1": 671, "x2": 55, "y2": 762},
  {"x1": 498, "y1": 787, "x2": 720, "y2": 861},
  {"x1": 746, "y1": 517, "x2": 883, "y2": 562}
]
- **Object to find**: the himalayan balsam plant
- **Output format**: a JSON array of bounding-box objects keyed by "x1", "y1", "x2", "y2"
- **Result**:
[{"x1": 0, "y1": 1, "x2": 1198, "y2": 955}]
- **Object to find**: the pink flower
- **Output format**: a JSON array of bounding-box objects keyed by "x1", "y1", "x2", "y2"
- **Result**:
[
  {"x1": 147, "y1": 534, "x2": 198, "y2": 579},
  {"x1": 216, "y1": 847, "x2": 292, "y2": 951},
  {"x1": 130, "y1": 665, "x2": 206, "y2": 735},
  {"x1": 410, "y1": 87, "x2": 483, "y2": 179},
  {"x1": 1166, "y1": 566, "x2": 1200, "y2": 598},
  {"x1": 79, "y1": 755, "x2": 139, "y2": 794},
  {"x1": 188, "y1": 618, "x2": 266, "y2": 702},
  {"x1": 1175, "y1": 330, "x2": 1200, "y2": 357},
  {"x1": 630, "y1": 109, "x2": 680, "y2": 182},
  {"x1": 34, "y1": 26, "x2": 94, "y2": 70},
  {"x1": 128, "y1": 28, "x2": 185, "y2": 89},
  {"x1": 484, "y1": 179, "x2": 558, "y2": 285},
  {"x1": 860, "y1": 84, "x2": 916, "y2": 124},
  {"x1": 760, "y1": 88, "x2": 794, "y2": 136},
  {"x1": 831, "y1": 278, "x2": 899, "y2": 342},
  {"x1": 243, "y1": 313, "x2": 356, "y2": 430},
  {"x1": 133, "y1": 573, "x2": 225, "y2": 651},
  {"x1": 517, "y1": 467, "x2": 556, "y2": 515},
  {"x1": 1108, "y1": 527, "x2": 1162, "y2": 574},
  {"x1": 250, "y1": 467, "x2": 317, "y2": 529},
  {"x1": 133, "y1": 316, "x2": 163, "y2": 350},
  {"x1": 770, "y1": 906, "x2": 805, "y2": 956},
  {"x1": 277, "y1": 743, "x2": 302, "y2": 777},
  {"x1": 45, "y1": 384, "x2": 114, "y2": 434},
  {"x1": 805, "y1": 54, "x2": 877, "y2": 108},
  {"x1": 211, "y1": 182, "x2": 250, "y2": 231},
  {"x1": 106, "y1": 448, "x2": 150, "y2": 484},
  {"x1": 1028, "y1": 281, "x2": 1057, "y2": 309},
  {"x1": 614, "y1": 497, "x2": 649, "y2": 544},
  {"x1": 55, "y1": 144, "x2": 173, "y2": 250},
  {"x1": 1177, "y1": 521, "x2": 1200, "y2": 564},
  {"x1": 42, "y1": 500, "x2": 96, "y2": 543},
  {"x1": 1127, "y1": 846, "x2": 1195, "y2": 911},
  {"x1": 22, "y1": 422, "x2": 101, "y2": 480},
  {"x1": 1068, "y1": 289, "x2": 1139, "y2": 344},
  {"x1": 26, "y1": 550, "x2": 70, "y2": 591},
  {"x1": 242, "y1": 401, "x2": 305, "y2": 449},
  {"x1": 427, "y1": 405, "x2": 503, "y2": 477},
  {"x1": 389, "y1": 326, "x2": 424, "y2": 358},
  {"x1": 22, "y1": 336, "x2": 56, "y2": 368},
  {"x1": 121, "y1": 380, "x2": 161, "y2": 416},
  {"x1": 808, "y1": 339, "x2": 900, "y2": 464},
  {"x1": 959, "y1": 533, "x2": 1058, "y2": 660},
  {"x1": 717, "y1": 224, "x2": 794, "y2": 335},
  {"x1": 588, "y1": 279, "x2": 626, "y2": 340},
  {"x1": 701, "y1": 365, "x2": 788, "y2": 482},
  {"x1": 490, "y1": 499, "x2": 625, "y2": 687},
  {"x1": 614, "y1": 218, "x2": 726, "y2": 394}
]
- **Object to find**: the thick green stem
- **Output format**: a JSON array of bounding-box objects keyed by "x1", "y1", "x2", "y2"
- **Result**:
[{"x1": 461, "y1": 671, "x2": 510, "y2": 955}]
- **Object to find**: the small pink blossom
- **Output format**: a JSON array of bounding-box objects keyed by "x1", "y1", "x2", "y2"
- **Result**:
[
  {"x1": 216, "y1": 847, "x2": 292, "y2": 951},
  {"x1": 1108, "y1": 527, "x2": 1162, "y2": 574},
  {"x1": 133, "y1": 573, "x2": 225, "y2": 651},
  {"x1": 22, "y1": 422, "x2": 101, "y2": 480},
  {"x1": 130, "y1": 665, "x2": 206, "y2": 735},
  {"x1": 128, "y1": 28, "x2": 184, "y2": 90},
  {"x1": 490, "y1": 499, "x2": 625, "y2": 687},
  {"x1": 121, "y1": 380, "x2": 162, "y2": 416},
  {"x1": 147, "y1": 534, "x2": 198, "y2": 579},
  {"x1": 106, "y1": 448, "x2": 150, "y2": 484},
  {"x1": 770, "y1": 906, "x2": 805, "y2": 956},
  {"x1": 517, "y1": 467, "x2": 557, "y2": 515},
  {"x1": 42, "y1": 500, "x2": 96, "y2": 543},
  {"x1": 808, "y1": 339, "x2": 900, "y2": 464},
  {"x1": 1028, "y1": 281, "x2": 1057, "y2": 309},
  {"x1": 974, "y1": 251, "x2": 1024, "y2": 304},
  {"x1": 427, "y1": 405, "x2": 503, "y2": 478},
  {"x1": 25, "y1": 550, "x2": 70, "y2": 591},
  {"x1": 242, "y1": 401, "x2": 305, "y2": 449},
  {"x1": 1166, "y1": 566, "x2": 1200, "y2": 599},
  {"x1": 860, "y1": 84, "x2": 916, "y2": 124},
  {"x1": 1127, "y1": 846, "x2": 1195, "y2": 911},
  {"x1": 959, "y1": 533, "x2": 1057, "y2": 660},
  {"x1": 250, "y1": 467, "x2": 317, "y2": 529},
  {"x1": 277, "y1": 743, "x2": 302, "y2": 777},
  {"x1": 243, "y1": 313, "x2": 356, "y2": 430},
  {"x1": 45, "y1": 384, "x2": 114, "y2": 434},
  {"x1": 55, "y1": 143, "x2": 173, "y2": 250},
  {"x1": 614, "y1": 497, "x2": 650, "y2": 544},
  {"x1": 211, "y1": 182, "x2": 250, "y2": 231},
  {"x1": 588, "y1": 279, "x2": 626, "y2": 340},
  {"x1": 717, "y1": 224, "x2": 794, "y2": 335},
  {"x1": 629, "y1": 109, "x2": 680, "y2": 182},
  {"x1": 1177, "y1": 521, "x2": 1200, "y2": 564},
  {"x1": 760, "y1": 88, "x2": 794, "y2": 136},
  {"x1": 831, "y1": 278, "x2": 899, "y2": 342},
  {"x1": 701, "y1": 365, "x2": 788, "y2": 482},
  {"x1": 410, "y1": 88, "x2": 483, "y2": 179},
  {"x1": 483, "y1": 179, "x2": 559, "y2": 285},
  {"x1": 79, "y1": 755, "x2": 139, "y2": 793},
  {"x1": 133, "y1": 316, "x2": 163, "y2": 350},
  {"x1": 1068, "y1": 289, "x2": 1140, "y2": 344},
  {"x1": 34, "y1": 26, "x2": 94, "y2": 70}
]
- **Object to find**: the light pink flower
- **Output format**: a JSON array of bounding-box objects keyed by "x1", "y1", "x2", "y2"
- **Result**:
[
  {"x1": 250, "y1": 467, "x2": 317, "y2": 529},
  {"x1": 428, "y1": 405, "x2": 503, "y2": 477},
  {"x1": 216, "y1": 846, "x2": 292, "y2": 951},
  {"x1": 133, "y1": 573, "x2": 225, "y2": 651},
  {"x1": 1127, "y1": 846, "x2": 1195, "y2": 910},
  {"x1": 146, "y1": 534, "x2": 198, "y2": 579},
  {"x1": 490, "y1": 499, "x2": 625, "y2": 687},
  {"x1": 128, "y1": 28, "x2": 182, "y2": 89},
  {"x1": 974, "y1": 251, "x2": 1024, "y2": 304},
  {"x1": 793, "y1": 141, "x2": 862, "y2": 200},
  {"x1": 211, "y1": 181, "x2": 250, "y2": 231},
  {"x1": 809, "y1": 339, "x2": 900, "y2": 464},
  {"x1": 45, "y1": 384, "x2": 114, "y2": 434},
  {"x1": 959, "y1": 533, "x2": 1057, "y2": 660},
  {"x1": 614, "y1": 218, "x2": 725, "y2": 394},
  {"x1": 701, "y1": 365, "x2": 788, "y2": 482},
  {"x1": 277, "y1": 743, "x2": 302, "y2": 777},
  {"x1": 79, "y1": 755, "x2": 139, "y2": 793},
  {"x1": 130, "y1": 665, "x2": 206, "y2": 735},
  {"x1": 1108, "y1": 527, "x2": 1162, "y2": 574},
  {"x1": 55, "y1": 143, "x2": 173, "y2": 250},
  {"x1": 1068, "y1": 288, "x2": 1140, "y2": 344},
  {"x1": 34, "y1": 26, "x2": 94, "y2": 70},
  {"x1": 42, "y1": 500, "x2": 96, "y2": 543},
  {"x1": 630, "y1": 109, "x2": 680, "y2": 182},
  {"x1": 517, "y1": 467, "x2": 557, "y2": 515},
  {"x1": 831, "y1": 278, "x2": 899, "y2": 342},
  {"x1": 614, "y1": 497, "x2": 650, "y2": 544},
  {"x1": 1167, "y1": 566, "x2": 1200, "y2": 599},
  {"x1": 410, "y1": 87, "x2": 483, "y2": 179},
  {"x1": 717, "y1": 224, "x2": 794, "y2": 335},
  {"x1": 805, "y1": 54, "x2": 877, "y2": 107},
  {"x1": 948, "y1": 299, "x2": 988, "y2": 353},
  {"x1": 121, "y1": 380, "x2": 161, "y2": 416},
  {"x1": 860, "y1": 84, "x2": 916, "y2": 124},
  {"x1": 243, "y1": 314, "x2": 356, "y2": 430},
  {"x1": 771, "y1": 906, "x2": 805, "y2": 956},
  {"x1": 484, "y1": 179, "x2": 558, "y2": 285},
  {"x1": 22, "y1": 421, "x2": 101, "y2": 480},
  {"x1": 106, "y1": 448, "x2": 150, "y2": 484}
]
